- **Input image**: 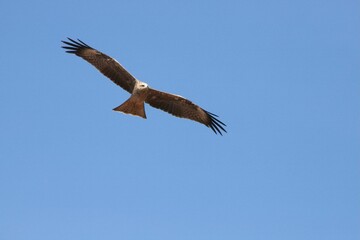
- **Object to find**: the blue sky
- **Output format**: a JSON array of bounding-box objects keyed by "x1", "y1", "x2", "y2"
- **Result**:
[{"x1": 0, "y1": 0, "x2": 359, "y2": 239}]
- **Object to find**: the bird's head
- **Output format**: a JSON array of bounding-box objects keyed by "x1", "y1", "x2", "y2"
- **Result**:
[{"x1": 136, "y1": 81, "x2": 149, "y2": 90}]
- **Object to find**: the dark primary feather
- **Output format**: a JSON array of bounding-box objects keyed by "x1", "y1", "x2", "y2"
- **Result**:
[
  {"x1": 145, "y1": 88, "x2": 226, "y2": 135},
  {"x1": 61, "y1": 38, "x2": 136, "y2": 93}
]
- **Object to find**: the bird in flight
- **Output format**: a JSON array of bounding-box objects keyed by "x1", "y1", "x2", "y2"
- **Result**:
[{"x1": 61, "y1": 38, "x2": 226, "y2": 135}]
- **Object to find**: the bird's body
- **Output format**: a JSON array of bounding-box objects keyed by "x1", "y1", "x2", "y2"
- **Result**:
[
  {"x1": 114, "y1": 80, "x2": 149, "y2": 118},
  {"x1": 62, "y1": 38, "x2": 226, "y2": 134}
]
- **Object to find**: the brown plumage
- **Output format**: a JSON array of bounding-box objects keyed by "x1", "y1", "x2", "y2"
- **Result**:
[{"x1": 61, "y1": 38, "x2": 226, "y2": 135}]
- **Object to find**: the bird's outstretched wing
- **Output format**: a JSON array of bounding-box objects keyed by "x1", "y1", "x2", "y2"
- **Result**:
[
  {"x1": 145, "y1": 88, "x2": 226, "y2": 135},
  {"x1": 62, "y1": 38, "x2": 136, "y2": 93}
]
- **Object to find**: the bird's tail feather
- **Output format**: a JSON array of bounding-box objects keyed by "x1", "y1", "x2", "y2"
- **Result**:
[{"x1": 113, "y1": 97, "x2": 147, "y2": 119}]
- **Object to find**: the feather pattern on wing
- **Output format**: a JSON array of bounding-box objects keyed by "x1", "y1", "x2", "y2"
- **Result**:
[
  {"x1": 61, "y1": 38, "x2": 136, "y2": 93},
  {"x1": 145, "y1": 88, "x2": 226, "y2": 135}
]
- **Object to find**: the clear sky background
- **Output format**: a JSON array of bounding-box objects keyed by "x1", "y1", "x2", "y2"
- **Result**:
[{"x1": 0, "y1": 0, "x2": 359, "y2": 239}]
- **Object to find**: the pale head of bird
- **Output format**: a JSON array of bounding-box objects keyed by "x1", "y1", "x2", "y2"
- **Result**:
[
  {"x1": 136, "y1": 81, "x2": 149, "y2": 90},
  {"x1": 132, "y1": 80, "x2": 149, "y2": 96}
]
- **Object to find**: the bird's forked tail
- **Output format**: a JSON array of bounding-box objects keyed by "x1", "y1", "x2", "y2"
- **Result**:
[{"x1": 113, "y1": 96, "x2": 147, "y2": 119}]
